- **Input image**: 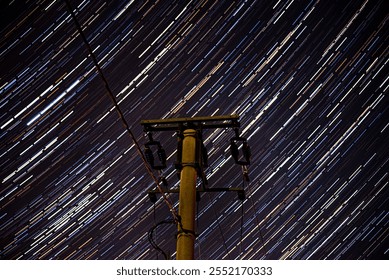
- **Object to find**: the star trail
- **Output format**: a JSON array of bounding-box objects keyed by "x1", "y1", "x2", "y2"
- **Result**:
[{"x1": 0, "y1": 0, "x2": 388, "y2": 260}]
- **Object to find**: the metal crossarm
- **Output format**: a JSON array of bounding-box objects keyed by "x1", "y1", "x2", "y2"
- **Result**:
[{"x1": 141, "y1": 114, "x2": 240, "y2": 132}]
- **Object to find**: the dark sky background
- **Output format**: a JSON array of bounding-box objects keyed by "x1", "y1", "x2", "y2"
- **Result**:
[{"x1": 0, "y1": 0, "x2": 387, "y2": 260}]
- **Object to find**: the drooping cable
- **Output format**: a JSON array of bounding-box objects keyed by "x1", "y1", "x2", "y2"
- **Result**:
[
  {"x1": 152, "y1": 202, "x2": 159, "y2": 259},
  {"x1": 243, "y1": 166, "x2": 268, "y2": 258},
  {"x1": 206, "y1": 192, "x2": 231, "y2": 259},
  {"x1": 147, "y1": 219, "x2": 175, "y2": 260},
  {"x1": 64, "y1": 0, "x2": 178, "y2": 222},
  {"x1": 240, "y1": 194, "x2": 244, "y2": 258}
]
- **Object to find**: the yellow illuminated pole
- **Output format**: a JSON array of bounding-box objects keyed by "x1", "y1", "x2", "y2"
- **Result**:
[
  {"x1": 141, "y1": 115, "x2": 240, "y2": 260},
  {"x1": 176, "y1": 129, "x2": 197, "y2": 260}
]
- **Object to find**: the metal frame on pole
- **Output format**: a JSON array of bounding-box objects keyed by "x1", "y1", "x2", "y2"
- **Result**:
[{"x1": 141, "y1": 115, "x2": 246, "y2": 260}]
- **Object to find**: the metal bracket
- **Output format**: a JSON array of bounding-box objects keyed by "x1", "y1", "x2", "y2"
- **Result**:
[{"x1": 141, "y1": 114, "x2": 240, "y2": 132}]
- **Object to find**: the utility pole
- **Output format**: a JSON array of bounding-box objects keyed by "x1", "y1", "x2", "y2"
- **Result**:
[
  {"x1": 141, "y1": 115, "x2": 250, "y2": 260},
  {"x1": 176, "y1": 128, "x2": 197, "y2": 259}
]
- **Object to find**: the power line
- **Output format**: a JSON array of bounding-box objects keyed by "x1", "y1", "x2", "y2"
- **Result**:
[
  {"x1": 240, "y1": 198, "x2": 244, "y2": 258},
  {"x1": 245, "y1": 175, "x2": 268, "y2": 258},
  {"x1": 148, "y1": 219, "x2": 175, "y2": 260},
  {"x1": 64, "y1": 0, "x2": 179, "y2": 222},
  {"x1": 206, "y1": 192, "x2": 231, "y2": 259}
]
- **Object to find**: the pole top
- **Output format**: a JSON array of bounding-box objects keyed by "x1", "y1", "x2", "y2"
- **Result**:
[{"x1": 141, "y1": 114, "x2": 240, "y2": 132}]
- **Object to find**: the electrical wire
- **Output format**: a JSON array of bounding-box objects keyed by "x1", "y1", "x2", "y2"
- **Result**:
[
  {"x1": 244, "y1": 170, "x2": 268, "y2": 258},
  {"x1": 147, "y1": 219, "x2": 175, "y2": 260},
  {"x1": 206, "y1": 192, "x2": 231, "y2": 259},
  {"x1": 152, "y1": 202, "x2": 159, "y2": 259},
  {"x1": 64, "y1": 0, "x2": 179, "y2": 223},
  {"x1": 240, "y1": 197, "x2": 244, "y2": 259}
]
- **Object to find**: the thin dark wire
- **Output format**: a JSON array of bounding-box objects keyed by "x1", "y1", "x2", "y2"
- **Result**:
[
  {"x1": 206, "y1": 192, "x2": 231, "y2": 259},
  {"x1": 64, "y1": 0, "x2": 178, "y2": 222},
  {"x1": 148, "y1": 219, "x2": 175, "y2": 260},
  {"x1": 196, "y1": 195, "x2": 201, "y2": 259},
  {"x1": 240, "y1": 198, "x2": 244, "y2": 258},
  {"x1": 249, "y1": 197, "x2": 268, "y2": 258},
  {"x1": 153, "y1": 202, "x2": 159, "y2": 259},
  {"x1": 244, "y1": 168, "x2": 268, "y2": 258}
]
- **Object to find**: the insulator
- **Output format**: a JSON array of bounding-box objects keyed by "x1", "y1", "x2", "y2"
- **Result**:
[
  {"x1": 157, "y1": 147, "x2": 167, "y2": 168},
  {"x1": 242, "y1": 141, "x2": 251, "y2": 164},
  {"x1": 144, "y1": 140, "x2": 167, "y2": 170},
  {"x1": 230, "y1": 140, "x2": 239, "y2": 162},
  {"x1": 144, "y1": 146, "x2": 154, "y2": 166},
  {"x1": 230, "y1": 136, "x2": 250, "y2": 165}
]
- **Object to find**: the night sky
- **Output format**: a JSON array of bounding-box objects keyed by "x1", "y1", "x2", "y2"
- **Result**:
[{"x1": 0, "y1": 0, "x2": 388, "y2": 260}]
